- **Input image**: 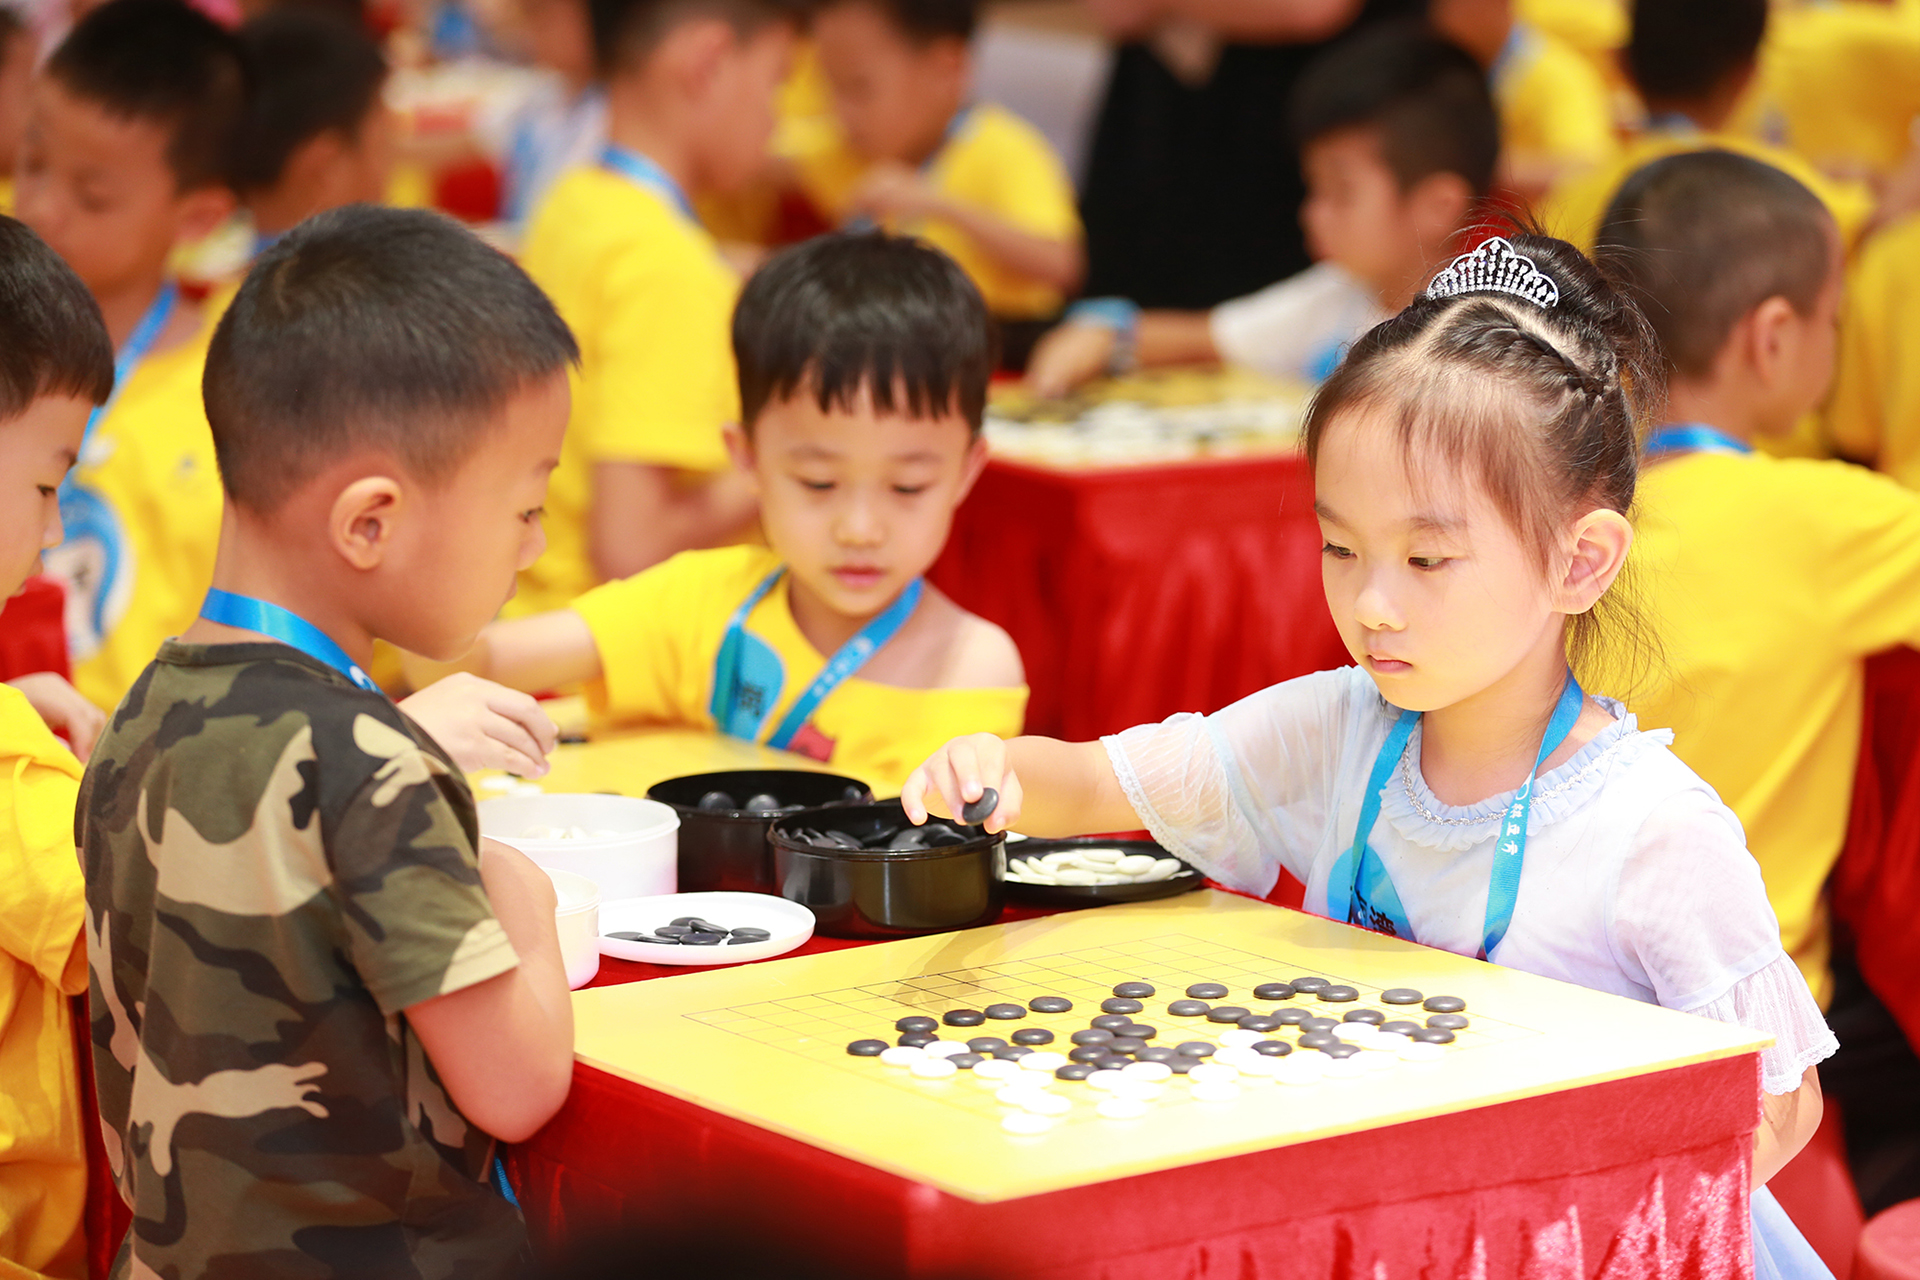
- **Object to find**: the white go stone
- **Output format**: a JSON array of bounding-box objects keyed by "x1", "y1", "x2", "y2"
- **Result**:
[
  {"x1": 1218, "y1": 1029, "x2": 1263, "y2": 1048},
  {"x1": 1270, "y1": 1055, "x2": 1330, "y2": 1085},
  {"x1": 1356, "y1": 1050, "x2": 1395, "y2": 1073},
  {"x1": 996, "y1": 1082, "x2": 1051, "y2": 1106},
  {"x1": 1323, "y1": 1056, "x2": 1368, "y2": 1079},
  {"x1": 1186, "y1": 1062, "x2": 1239, "y2": 1085},
  {"x1": 879, "y1": 1046, "x2": 925, "y2": 1067},
  {"x1": 910, "y1": 1056, "x2": 958, "y2": 1079},
  {"x1": 1213, "y1": 1047, "x2": 1262, "y2": 1070},
  {"x1": 1236, "y1": 1055, "x2": 1281, "y2": 1079},
  {"x1": 1111, "y1": 1077, "x2": 1164, "y2": 1102},
  {"x1": 1396, "y1": 1039, "x2": 1448, "y2": 1063},
  {"x1": 1097, "y1": 1097, "x2": 1151, "y2": 1120},
  {"x1": 1191, "y1": 1080, "x2": 1242, "y2": 1103},
  {"x1": 1121, "y1": 1061, "x2": 1172, "y2": 1082},
  {"x1": 1334, "y1": 1025, "x2": 1383, "y2": 1048},
  {"x1": 923, "y1": 1041, "x2": 970, "y2": 1058},
  {"x1": 1020, "y1": 1092, "x2": 1072, "y2": 1116},
  {"x1": 1001, "y1": 1111, "x2": 1055, "y2": 1135},
  {"x1": 972, "y1": 1059, "x2": 1020, "y2": 1080},
  {"x1": 1084, "y1": 1070, "x2": 1126, "y2": 1092},
  {"x1": 1019, "y1": 1052, "x2": 1069, "y2": 1072}
]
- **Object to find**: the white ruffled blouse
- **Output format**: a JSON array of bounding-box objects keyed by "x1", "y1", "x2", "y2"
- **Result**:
[{"x1": 1103, "y1": 665, "x2": 1836, "y2": 1095}]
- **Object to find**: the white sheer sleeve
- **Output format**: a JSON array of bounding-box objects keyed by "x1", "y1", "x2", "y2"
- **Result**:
[
  {"x1": 1102, "y1": 668, "x2": 1370, "y2": 896},
  {"x1": 1612, "y1": 789, "x2": 1837, "y2": 1095}
]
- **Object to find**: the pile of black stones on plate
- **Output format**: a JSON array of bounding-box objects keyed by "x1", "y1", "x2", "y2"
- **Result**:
[
  {"x1": 693, "y1": 783, "x2": 869, "y2": 816},
  {"x1": 609, "y1": 915, "x2": 775, "y2": 947},
  {"x1": 790, "y1": 789, "x2": 1000, "y2": 853},
  {"x1": 845, "y1": 978, "x2": 1470, "y2": 1072}
]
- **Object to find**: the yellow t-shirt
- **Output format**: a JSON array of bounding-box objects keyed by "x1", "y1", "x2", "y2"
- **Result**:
[
  {"x1": 791, "y1": 103, "x2": 1081, "y2": 319},
  {"x1": 1494, "y1": 23, "x2": 1617, "y2": 175},
  {"x1": 570, "y1": 545, "x2": 1028, "y2": 792},
  {"x1": 1538, "y1": 128, "x2": 1876, "y2": 252},
  {"x1": 515, "y1": 164, "x2": 742, "y2": 616},
  {"x1": 43, "y1": 293, "x2": 225, "y2": 714},
  {"x1": 1827, "y1": 212, "x2": 1920, "y2": 489},
  {"x1": 1619, "y1": 448, "x2": 1920, "y2": 1006},
  {"x1": 0, "y1": 685, "x2": 88, "y2": 1280},
  {"x1": 1516, "y1": 0, "x2": 1626, "y2": 77}
]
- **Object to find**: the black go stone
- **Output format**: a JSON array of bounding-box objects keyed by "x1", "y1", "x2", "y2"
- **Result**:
[
  {"x1": 1289, "y1": 976, "x2": 1330, "y2": 992},
  {"x1": 847, "y1": 1039, "x2": 889, "y2": 1056},
  {"x1": 1273, "y1": 1008, "x2": 1312, "y2": 1026},
  {"x1": 1068, "y1": 1046, "x2": 1108, "y2": 1063},
  {"x1": 896, "y1": 1016, "x2": 938, "y2": 1033},
  {"x1": 984, "y1": 1003, "x2": 1027, "y2": 1021},
  {"x1": 1175, "y1": 1041, "x2": 1215, "y2": 1058},
  {"x1": 1119, "y1": 1023, "x2": 1157, "y2": 1040},
  {"x1": 1167, "y1": 1000, "x2": 1210, "y2": 1018},
  {"x1": 1185, "y1": 983, "x2": 1229, "y2": 1000},
  {"x1": 1343, "y1": 1009, "x2": 1386, "y2": 1025},
  {"x1": 994, "y1": 1045, "x2": 1033, "y2": 1060},
  {"x1": 657, "y1": 925, "x2": 692, "y2": 938},
  {"x1": 1300, "y1": 1017, "x2": 1339, "y2": 1033},
  {"x1": 1055, "y1": 1063, "x2": 1096, "y2": 1081},
  {"x1": 1090, "y1": 1014, "x2": 1133, "y2": 1031},
  {"x1": 1137, "y1": 1046, "x2": 1177, "y2": 1063},
  {"x1": 1070, "y1": 1028, "x2": 1114, "y2": 1045},
  {"x1": 1428, "y1": 1013, "x2": 1470, "y2": 1031},
  {"x1": 686, "y1": 917, "x2": 727, "y2": 933},
  {"x1": 1112, "y1": 982, "x2": 1156, "y2": 998},
  {"x1": 1380, "y1": 1020, "x2": 1423, "y2": 1036},
  {"x1": 943, "y1": 1009, "x2": 987, "y2": 1027},
  {"x1": 1100, "y1": 998, "x2": 1144, "y2": 1015},
  {"x1": 1252, "y1": 983, "x2": 1296, "y2": 1001},
  {"x1": 1424, "y1": 995, "x2": 1467, "y2": 1014},
  {"x1": 1412, "y1": 1028, "x2": 1456, "y2": 1044},
  {"x1": 609, "y1": 932, "x2": 680, "y2": 945},
  {"x1": 682, "y1": 932, "x2": 726, "y2": 946},
  {"x1": 1297, "y1": 1031, "x2": 1338, "y2": 1050},
  {"x1": 1109, "y1": 1036, "x2": 1147, "y2": 1054},
  {"x1": 1316, "y1": 985, "x2": 1360, "y2": 1002},
  {"x1": 950, "y1": 1053, "x2": 985, "y2": 1070},
  {"x1": 1381, "y1": 988, "x2": 1424, "y2": 1005},
  {"x1": 1028, "y1": 996, "x2": 1073, "y2": 1014},
  {"x1": 1319, "y1": 1043, "x2": 1361, "y2": 1059},
  {"x1": 899, "y1": 1032, "x2": 936, "y2": 1047},
  {"x1": 1167, "y1": 1057, "x2": 1197, "y2": 1074},
  {"x1": 1011, "y1": 1028, "x2": 1054, "y2": 1046},
  {"x1": 967, "y1": 1037, "x2": 1008, "y2": 1053},
  {"x1": 1094, "y1": 1055, "x2": 1133, "y2": 1072},
  {"x1": 1237, "y1": 1015, "x2": 1282, "y2": 1033},
  {"x1": 1205, "y1": 1006, "x2": 1251, "y2": 1024},
  {"x1": 1251, "y1": 1040, "x2": 1292, "y2": 1057}
]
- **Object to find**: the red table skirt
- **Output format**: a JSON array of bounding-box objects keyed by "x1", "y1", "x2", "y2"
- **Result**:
[
  {"x1": 509, "y1": 1053, "x2": 1760, "y2": 1279},
  {"x1": 0, "y1": 575, "x2": 70, "y2": 683},
  {"x1": 930, "y1": 454, "x2": 1349, "y2": 741}
]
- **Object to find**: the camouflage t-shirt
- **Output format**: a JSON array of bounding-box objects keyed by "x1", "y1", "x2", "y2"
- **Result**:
[{"x1": 79, "y1": 642, "x2": 531, "y2": 1279}]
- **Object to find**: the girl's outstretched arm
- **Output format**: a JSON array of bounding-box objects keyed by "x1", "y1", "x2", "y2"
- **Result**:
[
  {"x1": 902, "y1": 734, "x2": 1142, "y2": 837},
  {"x1": 1754, "y1": 1066, "x2": 1823, "y2": 1189}
]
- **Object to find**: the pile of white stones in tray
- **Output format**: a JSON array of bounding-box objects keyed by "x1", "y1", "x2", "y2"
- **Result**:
[
  {"x1": 519, "y1": 824, "x2": 621, "y2": 840},
  {"x1": 1005, "y1": 847, "x2": 1190, "y2": 886}
]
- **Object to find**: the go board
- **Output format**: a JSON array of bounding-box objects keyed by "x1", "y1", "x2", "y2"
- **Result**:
[{"x1": 570, "y1": 890, "x2": 1767, "y2": 1202}]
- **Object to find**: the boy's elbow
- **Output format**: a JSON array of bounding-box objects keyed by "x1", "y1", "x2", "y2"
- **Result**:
[{"x1": 471, "y1": 1050, "x2": 574, "y2": 1144}]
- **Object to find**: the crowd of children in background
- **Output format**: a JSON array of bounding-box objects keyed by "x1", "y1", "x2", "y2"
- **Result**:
[{"x1": 4, "y1": 0, "x2": 1920, "y2": 1273}]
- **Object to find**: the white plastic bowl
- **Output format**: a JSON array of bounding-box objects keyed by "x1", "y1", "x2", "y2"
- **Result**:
[
  {"x1": 542, "y1": 867, "x2": 602, "y2": 990},
  {"x1": 478, "y1": 793, "x2": 680, "y2": 901},
  {"x1": 598, "y1": 891, "x2": 814, "y2": 965}
]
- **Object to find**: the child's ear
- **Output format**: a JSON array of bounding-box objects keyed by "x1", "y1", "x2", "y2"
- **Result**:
[
  {"x1": 1745, "y1": 295, "x2": 1799, "y2": 391},
  {"x1": 329, "y1": 475, "x2": 405, "y2": 571},
  {"x1": 1558, "y1": 507, "x2": 1633, "y2": 615},
  {"x1": 954, "y1": 431, "x2": 989, "y2": 503},
  {"x1": 1407, "y1": 171, "x2": 1473, "y2": 247},
  {"x1": 722, "y1": 420, "x2": 760, "y2": 488},
  {"x1": 670, "y1": 16, "x2": 739, "y2": 98},
  {"x1": 170, "y1": 183, "x2": 237, "y2": 250}
]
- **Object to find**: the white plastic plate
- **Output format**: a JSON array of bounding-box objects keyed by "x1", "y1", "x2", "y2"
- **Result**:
[{"x1": 598, "y1": 891, "x2": 815, "y2": 965}]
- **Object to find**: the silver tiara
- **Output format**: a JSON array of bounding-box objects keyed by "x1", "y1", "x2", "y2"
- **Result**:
[{"x1": 1423, "y1": 236, "x2": 1560, "y2": 309}]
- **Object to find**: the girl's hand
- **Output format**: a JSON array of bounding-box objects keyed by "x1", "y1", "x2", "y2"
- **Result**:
[
  {"x1": 9, "y1": 672, "x2": 106, "y2": 760},
  {"x1": 1026, "y1": 322, "x2": 1116, "y2": 399},
  {"x1": 902, "y1": 733, "x2": 1024, "y2": 833},
  {"x1": 401, "y1": 673, "x2": 559, "y2": 778}
]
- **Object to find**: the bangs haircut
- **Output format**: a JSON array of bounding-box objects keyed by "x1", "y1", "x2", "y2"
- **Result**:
[
  {"x1": 0, "y1": 216, "x2": 115, "y2": 418},
  {"x1": 590, "y1": 0, "x2": 806, "y2": 75},
  {"x1": 1290, "y1": 21, "x2": 1500, "y2": 197},
  {"x1": 1305, "y1": 232, "x2": 1665, "y2": 686},
  {"x1": 1594, "y1": 150, "x2": 1835, "y2": 378},
  {"x1": 734, "y1": 230, "x2": 993, "y2": 433},
  {"x1": 861, "y1": 0, "x2": 977, "y2": 44},
  {"x1": 233, "y1": 8, "x2": 388, "y2": 196},
  {"x1": 1626, "y1": 0, "x2": 1765, "y2": 104},
  {"x1": 203, "y1": 205, "x2": 578, "y2": 512},
  {"x1": 47, "y1": 0, "x2": 250, "y2": 192}
]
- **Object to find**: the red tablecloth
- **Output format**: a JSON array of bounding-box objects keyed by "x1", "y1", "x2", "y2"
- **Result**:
[
  {"x1": 930, "y1": 454, "x2": 1349, "y2": 740},
  {"x1": 0, "y1": 574, "x2": 70, "y2": 683}
]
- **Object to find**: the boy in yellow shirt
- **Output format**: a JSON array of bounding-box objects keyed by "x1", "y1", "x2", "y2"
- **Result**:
[
  {"x1": 1541, "y1": 0, "x2": 1873, "y2": 251},
  {"x1": 0, "y1": 216, "x2": 115, "y2": 1280},
  {"x1": 1826, "y1": 214, "x2": 1920, "y2": 493},
  {"x1": 15, "y1": 0, "x2": 245, "y2": 714},
  {"x1": 457, "y1": 232, "x2": 1027, "y2": 792},
  {"x1": 796, "y1": 0, "x2": 1081, "y2": 321},
  {"x1": 1593, "y1": 150, "x2": 1920, "y2": 1016},
  {"x1": 514, "y1": 0, "x2": 801, "y2": 612}
]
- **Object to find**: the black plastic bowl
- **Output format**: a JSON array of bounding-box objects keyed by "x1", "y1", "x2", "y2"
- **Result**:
[
  {"x1": 647, "y1": 770, "x2": 871, "y2": 894},
  {"x1": 769, "y1": 800, "x2": 1005, "y2": 938}
]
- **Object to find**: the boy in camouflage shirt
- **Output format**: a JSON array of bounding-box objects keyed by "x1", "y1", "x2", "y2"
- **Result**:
[{"x1": 78, "y1": 207, "x2": 579, "y2": 1279}]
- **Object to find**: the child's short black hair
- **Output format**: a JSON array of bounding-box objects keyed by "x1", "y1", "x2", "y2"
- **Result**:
[
  {"x1": 233, "y1": 9, "x2": 387, "y2": 196},
  {"x1": 1626, "y1": 0, "x2": 1765, "y2": 107},
  {"x1": 590, "y1": 0, "x2": 805, "y2": 74},
  {"x1": 46, "y1": 0, "x2": 251, "y2": 193},
  {"x1": 203, "y1": 206, "x2": 578, "y2": 511},
  {"x1": 734, "y1": 231, "x2": 992, "y2": 434},
  {"x1": 0, "y1": 216, "x2": 115, "y2": 419},
  {"x1": 1595, "y1": 150, "x2": 1834, "y2": 378},
  {"x1": 836, "y1": 0, "x2": 975, "y2": 44},
  {"x1": 1290, "y1": 21, "x2": 1500, "y2": 198}
]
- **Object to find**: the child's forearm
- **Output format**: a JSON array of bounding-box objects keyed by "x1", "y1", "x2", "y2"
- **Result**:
[
  {"x1": 1136, "y1": 311, "x2": 1221, "y2": 367},
  {"x1": 1003, "y1": 737, "x2": 1140, "y2": 835},
  {"x1": 475, "y1": 612, "x2": 604, "y2": 695},
  {"x1": 1753, "y1": 1066, "x2": 1823, "y2": 1188},
  {"x1": 929, "y1": 199, "x2": 1085, "y2": 295}
]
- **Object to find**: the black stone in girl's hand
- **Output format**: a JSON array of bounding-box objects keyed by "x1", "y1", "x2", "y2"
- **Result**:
[{"x1": 960, "y1": 788, "x2": 1000, "y2": 825}]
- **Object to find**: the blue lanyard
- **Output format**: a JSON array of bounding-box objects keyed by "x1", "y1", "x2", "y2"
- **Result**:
[
  {"x1": 599, "y1": 143, "x2": 696, "y2": 221},
  {"x1": 1327, "y1": 672, "x2": 1587, "y2": 960},
  {"x1": 199, "y1": 589, "x2": 383, "y2": 696},
  {"x1": 1643, "y1": 423, "x2": 1753, "y2": 461},
  {"x1": 708, "y1": 568, "x2": 923, "y2": 751},
  {"x1": 79, "y1": 280, "x2": 178, "y2": 455}
]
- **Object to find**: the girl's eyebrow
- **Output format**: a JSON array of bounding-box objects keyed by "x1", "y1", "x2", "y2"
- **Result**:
[{"x1": 1313, "y1": 500, "x2": 1465, "y2": 536}]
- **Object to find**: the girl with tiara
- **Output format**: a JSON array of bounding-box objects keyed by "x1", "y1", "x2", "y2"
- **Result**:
[{"x1": 903, "y1": 233, "x2": 1836, "y2": 1277}]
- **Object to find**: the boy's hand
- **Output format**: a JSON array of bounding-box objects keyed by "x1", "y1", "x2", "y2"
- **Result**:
[
  {"x1": 1026, "y1": 322, "x2": 1117, "y2": 399},
  {"x1": 901, "y1": 733, "x2": 1022, "y2": 833},
  {"x1": 400, "y1": 673, "x2": 559, "y2": 778},
  {"x1": 9, "y1": 672, "x2": 106, "y2": 760},
  {"x1": 850, "y1": 162, "x2": 943, "y2": 222}
]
